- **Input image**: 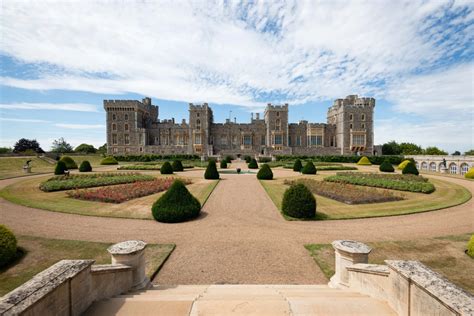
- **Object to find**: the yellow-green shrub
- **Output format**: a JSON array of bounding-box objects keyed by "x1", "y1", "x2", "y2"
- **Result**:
[
  {"x1": 398, "y1": 160, "x2": 411, "y2": 170},
  {"x1": 465, "y1": 167, "x2": 474, "y2": 179},
  {"x1": 357, "y1": 156, "x2": 372, "y2": 165},
  {"x1": 467, "y1": 235, "x2": 474, "y2": 258}
]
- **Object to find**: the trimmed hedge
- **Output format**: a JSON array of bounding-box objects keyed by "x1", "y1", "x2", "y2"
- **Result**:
[
  {"x1": 160, "y1": 161, "x2": 174, "y2": 174},
  {"x1": 258, "y1": 157, "x2": 272, "y2": 163},
  {"x1": 397, "y1": 160, "x2": 412, "y2": 170},
  {"x1": 402, "y1": 162, "x2": 419, "y2": 175},
  {"x1": 282, "y1": 183, "x2": 316, "y2": 219},
  {"x1": 79, "y1": 160, "x2": 92, "y2": 172},
  {"x1": 301, "y1": 161, "x2": 317, "y2": 174},
  {"x1": 225, "y1": 155, "x2": 234, "y2": 163},
  {"x1": 172, "y1": 160, "x2": 184, "y2": 172},
  {"x1": 257, "y1": 164, "x2": 273, "y2": 180},
  {"x1": 220, "y1": 160, "x2": 228, "y2": 169},
  {"x1": 357, "y1": 156, "x2": 372, "y2": 165},
  {"x1": 205, "y1": 160, "x2": 219, "y2": 179},
  {"x1": 467, "y1": 235, "x2": 474, "y2": 258},
  {"x1": 379, "y1": 160, "x2": 394, "y2": 173},
  {"x1": 60, "y1": 156, "x2": 78, "y2": 169},
  {"x1": 100, "y1": 156, "x2": 118, "y2": 165},
  {"x1": 151, "y1": 180, "x2": 201, "y2": 223},
  {"x1": 0, "y1": 224, "x2": 17, "y2": 268},
  {"x1": 244, "y1": 155, "x2": 252, "y2": 163},
  {"x1": 113, "y1": 154, "x2": 200, "y2": 162},
  {"x1": 465, "y1": 167, "x2": 474, "y2": 179},
  {"x1": 248, "y1": 158, "x2": 259, "y2": 169},
  {"x1": 275, "y1": 155, "x2": 405, "y2": 165},
  {"x1": 293, "y1": 159, "x2": 303, "y2": 172},
  {"x1": 54, "y1": 161, "x2": 67, "y2": 175}
]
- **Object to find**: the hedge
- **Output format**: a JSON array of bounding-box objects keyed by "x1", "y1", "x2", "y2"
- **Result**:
[
  {"x1": 54, "y1": 161, "x2": 67, "y2": 175},
  {"x1": 205, "y1": 160, "x2": 219, "y2": 179},
  {"x1": 220, "y1": 160, "x2": 228, "y2": 169},
  {"x1": 357, "y1": 156, "x2": 372, "y2": 165},
  {"x1": 100, "y1": 156, "x2": 119, "y2": 165},
  {"x1": 160, "y1": 161, "x2": 174, "y2": 174},
  {"x1": 59, "y1": 156, "x2": 78, "y2": 169},
  {"x1": 172, "y1": 160, "x2": 184, "y2": 172},
  {"x1": 402, "y1": 162, "x2": 419, "y2": 175},
  {"x1": 467, "y1": 235, "x2": 474, "y2": 258},
  {"x1": 282, "y1": 183, "x2": 316, "y2": 219},
  {"x1": 257, "y1": 164, "x2": 273, "y2": 180},
  {"x1": 0, "y1": 224, "x2": 17, "y2": 268},
  {"x1": 465, "y1": 167, "x2": 474, "y2": 179},
  {"x1": 301, "y1": 161, "x2": 317, "y2": 174},
  {"x1": 79, "y1": 160, "x2": 92, "y2": 172},
  {"x1": 293, "y1": 159, "x2": 303, "y2": 172},
  {"x1": 398, "y1": 160, "x2": 412, "y2": 170},
  {"x1": 379, "y1": 160, "x2": 394, "y2": 173},
  {"x1": 113, "y1": 154, "x2": 200, "y2": 162},
  {"x1": 275, "y1": 155, "x2": 405, "y2": 165},
  {"x1": 248, "y1": 158, "x2": 259, "y2": 169}
]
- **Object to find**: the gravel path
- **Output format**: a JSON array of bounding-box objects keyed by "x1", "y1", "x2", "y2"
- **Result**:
[{"x1": 0, "y1": 162, "x2": 473, "y2": 284}]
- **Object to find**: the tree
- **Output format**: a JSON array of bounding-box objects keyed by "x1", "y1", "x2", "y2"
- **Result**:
[
  {"x1": 0, "y1": 147, "x2": 12, "y2": 154},
  {"x1": 465, "y1": 149, "x2": 474, "y2": 156},
  {"x1": 97, "y1": 143, "x2": 107, "y2": 154},
  {"x1": 13, "y1": 138, "x2": 44, "y2": 153},
  {"x1": 51, "y1": 137, "x2": 73, "y2": 153},
  {"x1": 381, "y1": 141, "x2": 401, "y2": 155},
  {"x1": 399, "y1": 142, "x2": 423, "y2": 155},
  {"x1": 452, "y1": 151, "x2": 461, "y2": 156},
  {"x1": 423, "y1": 146, "x2": 447, "y2": 155},
  {"x1": 74, "y1": 143, "x2": 96, "y2": 154}
]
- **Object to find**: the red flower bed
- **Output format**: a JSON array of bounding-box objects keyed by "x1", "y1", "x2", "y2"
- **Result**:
[{"x1": 67, "y1": 178, "x2": 192, "y2": 203}]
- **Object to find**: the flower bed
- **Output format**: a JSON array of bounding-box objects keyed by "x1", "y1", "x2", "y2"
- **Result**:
[
  {"x1": 39, "y1": 173, "x2": 155, "y2": 192},
  {"x1": 67, "y1": 178, "x2": 192, "y2": 203},
  {"x1": 284, "y1": 179, "x2": 403, "y2": 204},
  {"x1": 118, "y1": 164, "x2": 195, "y2": 170},
  {"x1": 333, "y1": 172, "x2": 428, "y2": 182},
  {"x1": 282, "y1": 162, "x2": 357, "y2": 171}
]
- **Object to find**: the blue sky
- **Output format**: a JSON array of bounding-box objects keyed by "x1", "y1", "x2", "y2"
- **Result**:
[{"x1": 0, "y1": 0, "x2": 473, "y2": 153}]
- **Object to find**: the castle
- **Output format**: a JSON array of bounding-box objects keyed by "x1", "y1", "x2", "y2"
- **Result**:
[{"x1": 104, "y1": 95, "x2": 375, "y2": 157}]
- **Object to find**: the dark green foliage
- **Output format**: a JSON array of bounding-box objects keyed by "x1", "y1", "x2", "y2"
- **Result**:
[
  {"x1": 244, "y1": 155, "x2": 252, "y2": 163},
  {"x1": 51, "y1": 137, "x2": 73, "y2": 153},
  {"x1": 225, "y1": 155, "x2": 234, "y2": 163},
  {"x1": 282, "y1": 183, "x2": 316, "y2": 219},
  {"x1": 382, "y1": 141, "x2": 401, "y2": 155},
  {"x1": 0, "y1": 225, "x2": 17, "y2": 268},
  {"x1": 379, "y1": 160, "x2": 394, "y2": 173},
  {"x1": 204, "y1": 160, "x2": 219, "y2": 179},
  {"x1": 424, "y1": 146, "x2": 448, "y2": 155},
  {"x1": 0, "y1": 147, "x2": 12, "y2": 154},
  {"x1": 258, "y1": 157, "x2": 272, "y2": 163},
  {"x1": 220, "y1": 160, "x2": 228, "y2": 169},
  {"x1": 301, "y1": 161, "x2": 317, "y2": 174},
  {"x1": 160, "y1": 162, "x2": 174, "y2": 174},
  {"x1": 152, "y1": 180, "x2": 201, "y2": 223},
  {"x1": 248, "y1": 158, "x2": 258, "y2": 169},
  {"x1": 171, "y1": 160, "x2": 184, "y2": 172},
  {"x1": 274, "y1": 155, "x2": 405, "y2": 166},
  {"x1": 79, "y1": 160, "x2": 92, "y2": 172},
  {"x1": 74, "y1": 143, "x2": 96, "y2": 153},
  {"x1": 13, "y1": 138, "x2": 44, "y2": 153},
  {"x1": 100, "y1": 156, "x2": 118, "y2": 165},
  {"x1": 59, "y1": 156, "x2": 78, "y2": 169},
  {"x1": 54, "y1": 161, "x2": 67, "y2": 175},
  {"x1": 257, "y1": 164, "x2": 273, "y2": 180},
  {"x1": 402, "y1": 162, "x2": 419, "y2": 175},
  {"x1": 293, "y1": 159, "x2": 303, "y2": 172},
  {"x1": 112, "y1": 154, "x2": 200, "y2": 162}
]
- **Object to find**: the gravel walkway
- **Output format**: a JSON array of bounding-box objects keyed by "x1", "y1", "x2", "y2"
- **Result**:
[{"x1": 0, "y1": 162, "x2": 473, "y2": 284}]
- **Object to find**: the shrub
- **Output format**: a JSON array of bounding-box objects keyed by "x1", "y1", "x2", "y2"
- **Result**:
[
  {"x1": 397, "y1": 160, "x2": 412, "y2": 170},
  {"x1": 402, "y1": 162, "x2": 419, "y2": 175},
  {"x1": 293, "y1": 159, "x2": 303, "y2": 172},
  {"x1": 258, "y1": 157, "x2": 272, "y2": 163},
  {"x1": 379, "y1": 160, "x2": 394, "y2": 173},
  {"x1": 225, "y1": 155, "x2": 234, "y2": 163},
  {"x1": 301, "y1": 161, "x2": 317, "y2": 174},
  {"x1": 0, "y1": 225, "x2": 17, "y2": 268},
  {"x1": 257, "y1": 164, "x2": 273, "y2": 180},
  {"x1": 59, "y1": 156, "x2": 78, "y2": 169},
  {"x1": 100, "y1": 156, "x2": 118, "y2": 165},
  {"x1": 204, "y1": 160, "x2": 219, "y2": 179},
  {"x1": 282, "y1": 183, "x2": 316, "y2": 219},
  {"x1": 467, "y1": 235, "x2": 474, "y2": 258},
  {"x1": 79, "y1": 160, "x2": 92, "y2": 172},
  {"x1": 244, "y1": 155, "x2": 252, "y2": 163},
  {"x1": 152, "y1": 180, "x2": 201, "y2": 223},
  {"x1": 172, "y1": 160, "x2": 184, "y2": 172},
  {"x1": 220, "y1": 160, "x2": 228, "y2": 169},
  {"x1": 248, "y1": 158, "x2": 259, "y2": 169},
  {"x1": 357, "y1": 156, "x2": 372, "y2": 165},
  {"x1": 465, "y1": 167, "x2": 474, "y2": 179},
  {"x1": 160, "y1": 161, "x2": 174, "y2": 174},
  {"x1": 54, "y1": 161, "x2": 67, "y2": 175}
]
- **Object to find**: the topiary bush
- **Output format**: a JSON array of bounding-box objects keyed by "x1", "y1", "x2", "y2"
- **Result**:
[
  {"x1": 248, "y1": 158, "x2": 259, "y2": 169},
  {"x1": 244, "y1": 155, "x2": 252, "y2": 163},
  {"x1": 402, "y1": 161, "x2": 419, "y2": 175},
  {"x1": 257, "y1": 164, "x2": 273, "y2": 180},
  {"x1": 379, "y1": 160, "x2": 394, "y2": 173},
  {"x1": 171, "y1": 160, "x2": 184, "y2": 172},
  {"x1": 220, "y1": 160, "x2": 228, "y2": 169},
  {"x1": 54, "y1": 161, "x2": 67, "y2": 175},
  {"x1": 100, "y1": 156, "x2": 118, "y2": 165},
  {"x1": 79, "y1": 160, "x2": 92, "y2": 172},
  {"x1": 466, "y1": 235, "x2": 474, "y2": 258},
  {"x1": 397, "y1": 159, "x2": 412, "y2": 170},
  {"x1": 301, "y1": 161, "x2": 317, "y2": 174},
  {"x1": 160, "y1": 161, "x2": 174, "y2": 174},
  {"x1": 0, "y1": 224, "x2": 17, "y2": 268},
  {"x1": 205, "y1": 160, "x2": 219, "y2": 179},
  {"x1": 293, "y1": 159, "x2": 303, "y2": 172},
  {"x1": 151, "y1": 180, "x2": 201, "y2": 223},
  {"x1": 357, "y1": 156, "x2": 372, "y2": 166},
  {"x1": 465, "y1": 167, "x2": 474, "y2": 179},
  {"x1": 59, "y1": 156, "x2": 78, "y2": 169},
  {"x1": 225, "y1": 155, "x2": 234, "y2": 163},
  {"x1": 282, "y1": 183, "x2": 316, "y2": 219}
]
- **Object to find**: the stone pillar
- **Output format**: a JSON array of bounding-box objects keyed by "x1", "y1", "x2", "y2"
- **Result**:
[
  {"x1": 107, "y1": 240, "x2": 150, "y2": 291},
  {"x1": 329, "y1": 240, "x2": 372, "y2": 288}
]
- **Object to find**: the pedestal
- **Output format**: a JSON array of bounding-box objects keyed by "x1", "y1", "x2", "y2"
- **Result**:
[{"x1": 329, "y1": 240, "x2": 372, "y2": 288}]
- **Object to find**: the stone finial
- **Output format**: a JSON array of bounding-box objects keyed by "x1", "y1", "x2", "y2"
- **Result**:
[{"x1": 329, "y1": 240, "x2": 372, "y2": 288}]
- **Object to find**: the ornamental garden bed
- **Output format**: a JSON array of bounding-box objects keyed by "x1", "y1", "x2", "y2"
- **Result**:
[
  {"x1": 282, "y1": 162, "x2": 358, "y2": 171},
  {"x1": 118, "y1": 164, "x2": 195, "y2": 170}
]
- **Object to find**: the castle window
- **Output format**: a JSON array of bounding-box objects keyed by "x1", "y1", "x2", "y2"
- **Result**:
[
  {"x1": 125, "y1": 148, "x2": 130, "y2": 153},
  {"x1": 112, "y1": 114, "x2": 116, "y2": 121},
  {"x1": 125, "y1": 124, "x2": 129, "y2": 131},
  {"x1": 275, "y1": 119, "x2": 281, "y2": 131},
  {"x1": 124, "y1": 134, "x2": 130, "y2": 145},
  {"x1": 243, "y1": 135, "x2": 252, "y2": 145},
  {"x1": 449, "y1": 163, "x2": 457, "y2": 174},
  {"x1": 276, "y1": 112, "x2": 280, "y2": 117},
  {"x1": 349, "y1": 123, "x2": 353, "y2": 129},
  {"x1": 288, "y1": 136, "x2": 292, "y2": 146},
  {"x1": 274, "y1": 134, "x2": 283, "y2": 145},
  {"x1": 125, "y1": 114, "x2": 129, "y2": 120},
  {"x1": 196, "y1": 119, "x2": 201, "y2": 129},
  {"x1": 112, "y1": 123, "x2": 117, "y2": 131},
  {"x1": 309, "y1": 135, "x2": 322, "y2": 146},
  {"x1": 352, "y1": 134, "x2": 365, "y2": 146},
  {"x1": 112, "y1": 134, "x2": 118, "y2": 145},
  {"x1": 261, "y1": 135, "x2": 265, "y2": 145},
  {"x1": 361, "y1": 123, "x2": 365, "y2": 129},
  {"x1": 220, "y1": 136, "x2": 227, "y2": 145},
  {"x1": 296, "y1": 136, "x2": 301, "y2": 146},
  {"x1": 197, "y1": 113, "x2": 200, "y2": 117},
  {"x1": 361, "y1": 114, "x2": 365, "y2": 121},
  {"x1": 349, "y1": 114, "x2": 353, "y2": 121},
  {"x1": 113, "y1": 147, "x2": 118, "y2": 153},
  {"x1": 195, "y1": 134, "x2": 201, "y2": 145}
]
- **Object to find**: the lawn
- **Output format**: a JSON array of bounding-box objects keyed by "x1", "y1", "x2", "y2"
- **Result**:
[
  {"x1": 304, "y1": 233, "x2": 474, "y2": 294},
  {"x1": 0, "y1": 157, "x2": 55, "y2": 179},
  {"x1": 0, "y1": 235, "x2": 175, "y2": 296}
]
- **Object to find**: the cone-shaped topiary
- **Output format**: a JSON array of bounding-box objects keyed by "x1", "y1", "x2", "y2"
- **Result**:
[
  {"x1": 282, "y1": 183, "x2": 316, "y2": 219},
  {"x1": 100, "y1": 156, "x2": 118, "y2": 165},
  {"x1": 225, "y1": 155, "x2": 234, "y2": 163},
  {"x1": 172, "y1": 160, "x2": 184, "y2": 172},
  {"x1": 301, "y1": 161, "x2": 317, "y2": 174},
  {"x1": 204, "y1": 160, "x2": 219, "y2": 179},
  {"x1": 257, "y1": 164, "x2": 273, "y2": 180},
  {"x1": 0, "y1": 224, "x2": 17, "y2": 268},
  {"x1": 59, "y1": 156, "x2": 78, "y2": 169},
  {"x1": 402, "y1": 161, "x2": 419, "y2": 175},
  {"x1": 379, "y1": 159, "x2": 394, "y2": 173},
  {"x1": 79, "y1": 160, "x2": 92, "y2": 172},
  {"x1": 220, "y1": 160, "x2": 228, "y2": 169},
  {"x1": 467, "y1": 235, "x2": 474, "y2": 258},
  {"x1": 465, "y1": 167, "x2": 474, "y2": 179},
  {"x1": 160, "y1": 161, "x2": 174, "y2": 174},
  {"x1": 357, "y1": 156, "x2": 372, "y2": 165},
  {"x1": 244, "y1": 155, "x2": 251, "y2": 163},
  {"x1": 293, "y1": 159, "x2": 303, "y2": 172},
  {"x1": 248, "y1": 158, "x2": 258, "y2": 169},
  {"x1": 151, "y1": 180, "x2": 201, "y2": 223},
  {"x1": 54, "y1": 161, "x2": 67, "y2": 175},
  {"x1": 397, "y1": 160, "x2": 412, "y2": 170}
]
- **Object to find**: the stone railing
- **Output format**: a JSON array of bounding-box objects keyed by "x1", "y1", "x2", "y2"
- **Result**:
[
  {"x1": 0, "y1": 240, "x2": 149, "y2": 316},
  {"x1": 329, "y1": 240, "x2": 474, "y2": 316}
]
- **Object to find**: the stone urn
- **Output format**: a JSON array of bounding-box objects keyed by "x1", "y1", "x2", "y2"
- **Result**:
[
  {"x1": 23, "y1": 165, "x2": 32, "y2": 174},
  {"x1": 236, "y1": 168, "x2": 241, "y2": 174}
]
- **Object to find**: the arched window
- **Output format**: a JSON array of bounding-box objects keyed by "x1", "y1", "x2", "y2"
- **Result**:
[
  {"x1": 430, "y1": 162, "x2": 436, "y2": 172},
  {"x1": 361, "y1": 123, "x2": 365, "y2": 129},
  {"x1": 416, "y1": 162, "x2": 420, "y2": 169},
  {"x1": 124, "y1": 124, "x2": 129, "y2": 131},
  {"x1": 112, "y1": 114, "x2": 116, "y2": 121},
  {"x1": 361, "y1": 114, "x2": 365, "y2": 121},
  {"x1": 196, "y1": 119, "x2": 201, "y2": 129},
  {"x1": 460, "y1": 163, "x2": 469, "y2": 175},
  {"x1": 421, "y1": 162, "x2": 428, "y2": 170},
  {"x1": 449, "y1": 163, "x2": 457, "y2": 174},
  {"x1": 112, "y1": 123, "x2": 117, "y2": 131},
  {"x1": 349, "y1": 123, "x2": 353, "y2": 129},
  {"x1": 125, "y1": 114, "x2": 129, "y2": 120}
]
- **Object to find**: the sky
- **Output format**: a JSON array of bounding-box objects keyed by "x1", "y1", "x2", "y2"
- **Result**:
[{"x1": 0, "y1": 0, "x2": 473, "y2": 153}]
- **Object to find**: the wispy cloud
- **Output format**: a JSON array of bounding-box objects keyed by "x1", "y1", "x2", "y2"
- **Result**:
[
  {"x1": 0, "y1": 117, "x2": 50, "y2": 123},
  {"x1": 0, "y1": 102, "x2": 98, "y2": 112},
  {"x1": 54, "y1": 123, "x2": 105, "y2": 129}
]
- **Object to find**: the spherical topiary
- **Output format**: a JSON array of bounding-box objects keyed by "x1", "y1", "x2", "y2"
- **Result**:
[
  {"x1": 257, "y1": 164, "x2": 273, "y2": 180},
  {"x1": 466, "y1": 235, "x2": 474, "y2": 258},
  {"x1": 172, "y1": 160, "x2": 184, "y2": 172},
  {"x1": 293, "y1": 159, "x2": 303, "y2": 172},
  {"x1": 59, "y1": 156, "x2": 78, "y2": 169},
  {"x1": 301, "y1": 161, "x2": 317, "y2": 174},
  {"x1": 397, "y1": 160, "x2": 412, "y2": 170},
  {"x1": 379, "y1": 159, "x2": 394, "y2": 173},
  {"x1": 244, "y1": 155, "x2": 251, "y2": 163},
  {"x1": 465, "y1": 167, "x2": 474, "y2": 179},
  {"x1": 79, "y1": 160, "x2": 92, "y2": 172},
  {"x1": 282, "y1": 183, "x2": 316, "y2": 219},
  {"x1": 220, "y1": 160, "x2": 228, "y2": 169},
  {"x1": 357, "y1": 156, "x2": 372, "y2": 165},
  {"x1": 160, "y1": 161, "x2": 174, "y2": 174},
  {"x1": 151, "y1": 180, "x2": 201, "y2": 223},
  {"x1": 100, "y1": 156, "x2": 118, "y2": 165},
  {"x1": 402, "y1": 161, "x2": 419, "y2": 175},
  {"x1": 204, "y1": 160, "x2": 219, "y2": 179},
  {"x1": 0, "y1": 225, "x2": 17, "y2": 268},
  {"x1": 54, "y1": 161, "x2": 67, "y2": 175},
  {"x1": 248, "y1": 158, "x2": 258, "y2": 169}
]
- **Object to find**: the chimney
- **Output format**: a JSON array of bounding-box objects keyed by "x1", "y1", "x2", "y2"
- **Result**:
[
  {"x1": 256, "y1": 113, "x2": 260, "y2": 120},
  {"x1": 234, "y1": 117, "x2": 237, "y2": 123},
  {"x1": 251, "y1": 112, "x2": 254, "y2": 120}
]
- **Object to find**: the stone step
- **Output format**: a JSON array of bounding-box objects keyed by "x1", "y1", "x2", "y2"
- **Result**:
[
  {"x1": 189, "y1": 299, "x2": 291, "y2": 316},
  {"x1": 84, "y1": 299, "x2": 193, "y2": 316}
]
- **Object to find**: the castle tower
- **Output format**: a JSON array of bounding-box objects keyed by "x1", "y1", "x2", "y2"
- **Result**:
[
  {"x1": 188, "y1": 103, "x2": 213, "y2": 156},
  {"x1": 264, "y1": 103, "x2": 289, "y2": 152}
]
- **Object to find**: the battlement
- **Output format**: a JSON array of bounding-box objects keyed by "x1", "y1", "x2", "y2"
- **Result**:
[
  {"x1": 104, "y1": 98, "x2": 158, "y2": 113},
  {"x1": 189, "y1": 103, "x2": 210, "y2": 110},
  {"x1": 265, "y1": 103, "x2": 289, "y2": 111},
  {"x1": 331, "y1": 95, "x2": 375, "y2": 109}
]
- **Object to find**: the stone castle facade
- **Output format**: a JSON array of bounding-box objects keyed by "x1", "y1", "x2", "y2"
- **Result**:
[{"x1": 104, "y1": 95, "x2": 375, "y2": 157}]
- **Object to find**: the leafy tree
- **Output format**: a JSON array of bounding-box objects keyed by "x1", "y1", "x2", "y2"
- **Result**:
[
  {"x1": 381, "y1": 141, "x2": 401, "y2": 155},
  {"x1": 13, "y1": 138, "x2": 44, "y2": 153},
  {"x1": 51, "y1": 137, "x2": 73, "y2": 153},
  {"x1": 399, "y1": 142, "x2": 423, "y2": 155},
  {"x1": 0, "y1": 147, "x2": 12, "y2": 154},
  {"x1": 423, "y1": 146, "x2": 447, "y2": 155},
  {"x1": 452, "y1": 151, "x2": 461, "y2": 156},
  {"x1": 464, "y1": 149, "x2": 474, "y2": 156},
  {"x1": 74, "y1": 143, "x2": 97, "y2": 154},
  {"x1": 97, "y1": 143, "x2": 107, "y2": 154}
]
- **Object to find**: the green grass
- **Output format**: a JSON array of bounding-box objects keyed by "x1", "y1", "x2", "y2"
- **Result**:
[
  {"x1": 305, "y1": 233, "x2": 474, "y2": 294},
  {"x1": 0, "y1": 235, "x2": 175, "y2": 296},
  {"x1": 0, "y1": 157, "x2": 54, "y2": 179}
]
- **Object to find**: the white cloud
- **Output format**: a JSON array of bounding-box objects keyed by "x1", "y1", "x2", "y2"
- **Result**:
[
  {"x1": 0, "y1": 117, "x2": 50, "y2": 123},
  {"x1": 0, "y1": 102, "x2": 99, "y2": 112},
  {"x1": 54, "y1": 124, "x2": 105, "y2": 129}
]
